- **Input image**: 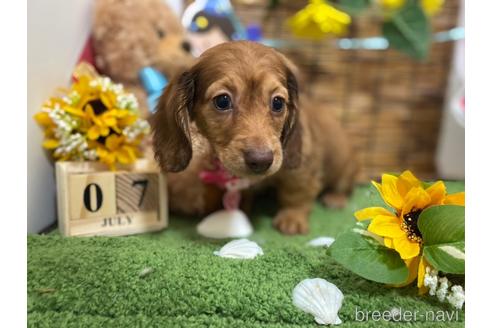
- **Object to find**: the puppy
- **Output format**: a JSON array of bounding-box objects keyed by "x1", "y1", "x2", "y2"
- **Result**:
[{"x1": 151, "y1": 41, "x2": 358, "y2": 234}]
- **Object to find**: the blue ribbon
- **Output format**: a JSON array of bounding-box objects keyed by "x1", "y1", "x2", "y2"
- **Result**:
[{"x1": 139, "y1": 67, "x2": 168, "y2": 114}]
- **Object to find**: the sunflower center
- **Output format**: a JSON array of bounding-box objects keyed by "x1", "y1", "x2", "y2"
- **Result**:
[
  {"x1": 401, "y1": 209, "x2": 423, "y2": 243},
  {"x1": 88, "y1": 99, "x2": 108, "y2": 115}
]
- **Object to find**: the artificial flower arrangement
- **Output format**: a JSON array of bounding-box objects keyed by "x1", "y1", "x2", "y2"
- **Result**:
[
  {"x1": 329, "y1": 171, "x2": 465, "y2": 309},
  {"x1": 286, "y1": 0, "x2": 446, "y2": 59},
  {"x1": 34, "y1": 63, "x2": 150, "y2": 170}
]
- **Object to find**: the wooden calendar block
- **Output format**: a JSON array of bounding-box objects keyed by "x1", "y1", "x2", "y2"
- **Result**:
[
  {"x1": 115, "y1": 173, "x2": 158, "y2": 213},
  {"x1": 56, "y1": 160, "x2": 167, "y2": 237},
  {"x1": 69, "y1": 173, "x2": 116, "y2": 220}
]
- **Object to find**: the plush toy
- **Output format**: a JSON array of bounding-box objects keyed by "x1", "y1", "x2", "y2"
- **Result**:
[
  {"x1": 92, "y1": 0, "x2": 194, "y2": 117},
  {"x1": 182, "y1": 0, "x2": 246, "y2": 57}
]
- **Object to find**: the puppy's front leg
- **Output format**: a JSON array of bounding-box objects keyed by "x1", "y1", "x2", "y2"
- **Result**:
[{"x1": 273, "y1": 173, "x2": 321, "y2": 235}]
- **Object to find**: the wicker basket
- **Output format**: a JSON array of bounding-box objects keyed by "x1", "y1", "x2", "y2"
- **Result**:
[{"x1": 232, "y1": 0, "x2": 460, "y2": 182}]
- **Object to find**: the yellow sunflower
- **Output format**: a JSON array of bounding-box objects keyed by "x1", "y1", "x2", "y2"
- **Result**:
[
  {"x1": 34, "y1": 62, "x2": 148, "y2": 169},
  {"x1": 86, "y1": 105, "x2": 118, "y2": 140},
  {"x1": 96, "y1": 134, "x2": 138, "y2": 171},
  {"x1": 288, "y1": 0, "x2": 351, "y2": 39},
  {"x1": 420, "y1": 0, "x2": 445, "y2": 16},
  {"x1": 355, "y1": 170, "x2": 464, "y2": 291},
  {"x1": 378, "y1": 0, "x2": 406, "y2": 11},
  {"x1": 34, "y1": 111, "x2": 58, "y2": 148}
]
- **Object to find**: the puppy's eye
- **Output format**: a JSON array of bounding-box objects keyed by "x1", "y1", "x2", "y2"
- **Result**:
[
  {"x1": 156, "y1": 28, "x2": 166, "y2": 39},
  {"x1": 213, "y1": 94, "x2": 232, "y2": 111},
  {"x1": 271, "y1": 96, "x2": 285, "y2": 113}
]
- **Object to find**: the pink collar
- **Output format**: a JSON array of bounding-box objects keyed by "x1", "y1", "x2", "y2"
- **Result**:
[{"x1": 199, "y1": 159, "x2": 249, "y2": 210}]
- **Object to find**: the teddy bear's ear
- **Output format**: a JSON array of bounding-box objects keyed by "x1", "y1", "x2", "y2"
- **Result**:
[
  {"x1": 92, "y1": 0, "x2": 155, "y2": 82},
  {"x1": 151, "y1": 71, "x2": 195, "y2": 172}
]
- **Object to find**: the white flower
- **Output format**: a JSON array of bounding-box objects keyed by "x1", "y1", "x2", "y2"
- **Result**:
[
  {"x1": 123, "y1": 119, "x2": 150, "y2": 142},
  {"x1": 436, "y1": 277, "x2": 449, "y2": 302},
  {"x1": 423, "y1": 267, "x2": 439, "y2": 295},
  {"x1": 447, "y1": 285, "x2": 465, "y2": 310},
  {"x1": 117, "y1": 93, "x2": 139, "y2": 110}
]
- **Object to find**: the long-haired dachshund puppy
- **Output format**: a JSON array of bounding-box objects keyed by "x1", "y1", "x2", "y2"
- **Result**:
[{"x1": 151, "y1": 41, "x2": 358, "y2": 234}]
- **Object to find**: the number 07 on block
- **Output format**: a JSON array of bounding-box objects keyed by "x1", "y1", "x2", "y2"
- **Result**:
[{"x1": 56, "y1": 160, "x2": 168, "y2": 236}]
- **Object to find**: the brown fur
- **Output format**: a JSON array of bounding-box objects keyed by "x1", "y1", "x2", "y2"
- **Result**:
[
  {"x1": 152, "y1": 41, "x2": 358, "y2": 234},
  {"x1": 92, "y1": 0, "x2": 194, "y2": 116}
]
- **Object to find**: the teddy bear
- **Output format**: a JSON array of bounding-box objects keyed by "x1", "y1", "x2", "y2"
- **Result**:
[{"x1": 92, "y1": 0, "x2": 194, "y2": 117}]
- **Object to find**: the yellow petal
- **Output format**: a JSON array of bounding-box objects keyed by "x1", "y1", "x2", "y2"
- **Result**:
[
  {"x1": 426, "y1": 181, "x2": 447, "y2": 205},
  {"x1": 112, "y1": 125, "x2": 122, "y2": 134},
  {"x1": 116, "y1": 150, "x2": 131, "y2": 164},
  {"x1": 397, "y1": 170, "x2": 422, "y2": 198},
  {"x1": 420, "y1": 0, "x2": 444, "y2": 16},
  {"x1": 93, "y1": 116, "x2": 104, "y2": 127},
  {"x1": 96, "y1": 147, "x2": 108, "y2": 158},
  {"x1": 103, "y1": 153, "x2": 117, "y2": 171},
  {"x1": 102, "y1": 115, "x2": 117, "y2": 127},
  {"x1": 87, "y1": 126, "x2": 100, "y2": 140},
  {"x1": 418, "y1": 257, "x2": 430, "y2": 295},
  {"x1": 368, "y1": 215, "x2": 406, "y2": 238},
  {"x1": 99, "y1": 126, "x2": 110, "y2": 137},
  {"x1": 444, "y1": 192, "x2": 465, "y2": 206},
  {"x1": 105, "y1": 134, "x2": 122, "y2": 150},
  {"x1": 384, "y1": 237, "x2": 394, "y2": 249},
  {"x1": 42, "y1": 139, "x2": 59, "y2": 149},
  {"x1": 354, "y1": 207, "x2": 393, "y2": 221},
  {"x1": 381, "y1": 174, "x2": 404, "y2": 210},
  {"x1": 378, "y1": 0, "x2": 406, "y2": 10},
  {"x1": 122, "y1": 145, "x2": 137, "y2": 161},
  {"x1": 63, "y1": 106, "x2": 86, "y2": 117},
  {"x1": 417, "y1": 257, "x2": 427, "y2": 288},
  {"x1": 401, "y1": 187, "x2": 431, "y2": 216},
  {"x1": 34, "y1": 112, "x2": 53, "y2": 126},
  {"x1": 101, "y1": 93, "x2": 114, "y2": 109},
  {"x1": 115, "y1": 109, "x2": 130, "y2": 118},
  {"x1": 119, "y1": 115, "x2": 137, "y2": 126},
  {"x1": 85, "y1": 103, "x2": 96, "y2": 119},
  {"x1": 104, "y1": 152, "x2": 115, "y2": 164},
  {"x1": 371, "y1": 180, "x2": 382, "y2": 196},
  {"x1": 393, "y1": 236, "x2": 420, "y2": 259}
]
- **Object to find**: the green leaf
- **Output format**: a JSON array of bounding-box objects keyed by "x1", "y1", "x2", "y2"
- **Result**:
[
  {"x1": 382, "y1": 1, "x2": 431, "y2": 59},
  {"x1": 268, "y1": 0, "x2": 281, "y2": 10},
  {"x1": 424, "y1": 241, "x2": 465, "y2": 274},
  {"x1": 337, "y1": 0, "x2": 370, "y2": 15},
  {"x1": 330, "y1": 224, "x2": 409, "y2": 284},
  {"x1": 418, "y1": 205, "x2": 465, "y2": 245},
  {"x1": 418, "y1": 205, "x2": 465, "y2": 274}
]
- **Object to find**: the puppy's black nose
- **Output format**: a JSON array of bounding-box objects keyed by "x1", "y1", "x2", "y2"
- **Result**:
[
  {"x1": 244, "y1": 149, "x2": 273, "y2": 174},
  {"x1": 181, "y1": 41, "x2": 191, "y2": 53}
]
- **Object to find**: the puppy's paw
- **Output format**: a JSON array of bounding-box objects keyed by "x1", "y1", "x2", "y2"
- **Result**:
[
  {"x1": 322, "y1": 193, "x2": 348, "y2": 209},
  {"x1": 273, "y1": 210, "x2": 309, "y2": 235}
]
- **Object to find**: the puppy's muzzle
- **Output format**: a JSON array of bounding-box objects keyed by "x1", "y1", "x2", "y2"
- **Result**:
[{"x1": 243, "y1": 148, "x2": 273, "y2": 174}]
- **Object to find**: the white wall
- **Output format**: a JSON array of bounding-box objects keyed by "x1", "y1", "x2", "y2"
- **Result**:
[
  {"x1": 436, "y1": 0, "x2": 465, "y2": 179},
  {"x1": 27, "y1": 0, "x2": 94, "y2": 232}
]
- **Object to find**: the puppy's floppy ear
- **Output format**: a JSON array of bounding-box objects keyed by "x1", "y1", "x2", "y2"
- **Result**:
[
  {"x1": 151, "y1": 71, "x2": 195, "y2": 172},
  {"x1": 280, "y1": 56, "x2": 303, "y2": 169}
]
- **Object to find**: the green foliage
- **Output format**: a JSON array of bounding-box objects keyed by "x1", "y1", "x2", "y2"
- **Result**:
[
  {"x1": 329, "y1": 223, "x2": 409, "y2": 284},
  {"x1": 382, "y1": 1, "x2": 431, "y2": 59},
  {"x1": 337, "y1": 0, "x2": 371, "y2": 15},
  {"x1": 418, "y1": 205, "x2": 465, "y2": 245},
  {"x1": 424, "y1": 242, "x2": 465, "y2": 274},
  {"x1": 418, "y1": 205, "x2": 465, "y2": 274}
]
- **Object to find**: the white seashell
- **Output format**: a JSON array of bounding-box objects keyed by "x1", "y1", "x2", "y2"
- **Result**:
[
  {"x1": 197, "y1": 209, "x2": 253, "y2": 239},
  {"x1": 307, "y1": 237, "x2": 335, "y2": 248},
  {"x1": 292, "y1": 278, "x2": 344, "y2": 325},
  {"x1": 213, "y1": 239, "x2": 264, "y2": 259}
]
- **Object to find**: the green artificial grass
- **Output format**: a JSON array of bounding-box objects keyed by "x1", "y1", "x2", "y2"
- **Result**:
[{"x1": 28, "y1": 182, "x2": 465, "y2": 327}]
